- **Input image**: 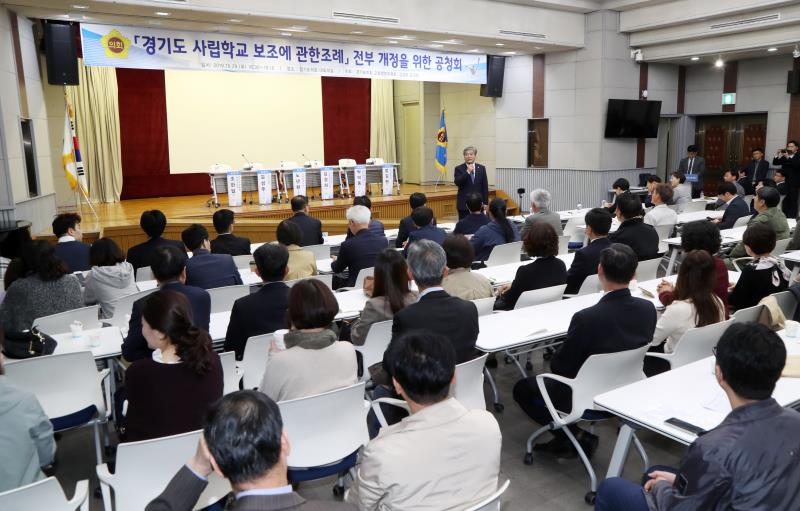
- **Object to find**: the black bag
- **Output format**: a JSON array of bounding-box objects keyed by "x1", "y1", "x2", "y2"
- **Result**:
[{"x1": 2, "y1": 327, "x2": 58, "y2": 359}]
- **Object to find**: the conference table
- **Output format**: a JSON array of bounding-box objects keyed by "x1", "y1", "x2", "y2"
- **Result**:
[
  {"x1": 780, "y1": 250, "x2": 800, "y2": 281},
  {"x1": 53, "y1": 326, "x2": 124, "y2": 360},
  {"x1": 595, "y1": 330, "x2": 800, "y2": 479},
  {"x1": 474, "y1": 254, "x2": 575, "y2": 286}
]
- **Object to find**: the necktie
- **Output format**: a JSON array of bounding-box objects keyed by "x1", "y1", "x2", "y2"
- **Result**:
[{"x1": 688, "y1": 158, "x2": 693, "y2": 174}]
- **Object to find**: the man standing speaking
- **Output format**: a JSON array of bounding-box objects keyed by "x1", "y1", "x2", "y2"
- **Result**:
[{"x1": 454, "y1": 146, "x2": 489, "y2": 219}]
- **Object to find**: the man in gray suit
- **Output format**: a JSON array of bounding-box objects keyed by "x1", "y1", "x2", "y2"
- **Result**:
[
  {"x1": 146, "y1": 391, "x2": 355, "y2": 511},
  {"x1": 677, "y1": 144, "x2": 706, "y2": 198},
  {"x1": 521, "y1": 188, "x2": 563, "y2": 239}
]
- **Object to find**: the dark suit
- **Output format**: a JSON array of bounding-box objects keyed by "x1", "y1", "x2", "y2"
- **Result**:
[
  {"x1": 743, "y1": 159, "x2": 769, "y2": 187},
  {"x1": 184, "y1": 249, "x2": 243, "y2": 290},
  {"x1": 607, "y1": 218, "x2": 660, "y2": 261},
  {"x1": 718, "y1": 195, "x2": 751, "y2": 230},
  {"x1": 54, "y1": 240, "x2": 91, "y2": 272},
  {"x1": 287, "y1": 212, "x2": 323, "y2": 247},
  {"x1": 122, "y1": 281, "x2": 210, "y2": 362},
  {"x1": 454, "y1": 163, "x2": 489, "y2": 218},
  {"x1": 210, "y1": 233, "x2": 251, "y2": 256},
  {"x1": 678, "y1": 155, "x2": 706, "y2": 198},
  {"x1": 330, "y1": 229, "x2": 388, "y2": 288},
  {"x1": 145, "y1": 465, "x2": 356, "y2": 511},
  {"x1": 513, "y1": 289, "x2": 656, "y2": 432},
  {"x1": 126, "y1": 237, "x2": 186, "y2": 274},
  {"x1": 403, "y1": 225, "x2": 447, "y2": 256},
  {"x1": 395, "y1": 215, "x2": 416, "y2": 248},
  {"x1": 224, "y1": 282, "x2": 289, "y2": 360},
  {"x1": 777, "y1": 181, "x2": 788, "y2": 196},
  {"x1": 346, "y1": 219, "x2": 385, "y2": 240},
  {"x1": 774, "y1": 153, "x2": 800, "y2": 218},
  {"x1": 453, "y1": 213, "x2": 490, "y2": 235},
  {"x1": 564, "y1": 237, "x2": 611, "y2": 294}
]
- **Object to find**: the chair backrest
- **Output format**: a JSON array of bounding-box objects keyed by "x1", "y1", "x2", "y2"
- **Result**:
[
  {"x1": 485, "y1": 241, "x2": 523, "y2": 267},
  {"x1": 242, "y1": 333, "x2": 273, "y2": 389},
  {"x1": 682, "y1": 201, "x2": 707, "y2": 213},
  {"x1": 653, "y1": 223, "x2": 675, "y2": 241},
  {"x1": 354, "y1": 267, "x2": 374, "y2": 289},
  {"x1": 514, "y1": 284, "x2": 567, "y2": 310},
  {"x1": 732, "y1": 215, "x2": 751, "y2": 228},
  {"x1": 107, "y1": 289, "x2": 157, "y2": 328},
  {"x1": 562, "y1": 216, "x2": 584, "y2": 239},
  {"x1": 285, "y1": 273, "x2": 333, "y2": 289},
  {"x1": 463, "y1": 480, "x2": 511, "y2": 511},
  {"x1": 557, "y1": 235, "x2": 569, "y2": 255},
  {"x1": 278, "y1": 382, "x2": 369, "y2": 468},
  {"x1": 135, "y1": 266, "x2": 153, "y2": 282},
  {"x1": 471, "y1": 297, "x2": 496, "y2": 317},
  {"x1": 208, "y1": 285, "x2": 250, "y2": 314},
  {"x1": 773, "y1": 237, "x2": 791, "y2": 257},
  {"x1": 667, "y1": 319, "x2": 734, "y2": 369},
  {"x1": 772, "y1": 290, "x2": 798, "y2": 319},
  {"x1": 450, "y1": 353, "x2": 488, "y2": 410},
  {"x1": 219, "y1": 351, "x2": 239, "y2": 395},
  {"x1": 732, "y1": 304, "x2": 764, "y2": 324},
  {"x1": 355, "y1": 320, "x2": 393, "y2": 376},
  {"x1": 667, "y1": 204, "x2": 680, "y2": 212},
  {"x1": 232, "y1": 254, "x2": 253, "y2": 269},
  {"x1": 32, "y1": 305, "x2": 102, "y2": 335},
  {"x1": 577, "y1": 274, "x2": 601, "y2": 295},
  {"x1": 0, "y1": 477, "x2": 87, "y2": 511},
  {"x1": 636, "y1": 258, "x2": 661, "y2": 282},
  {"x1": 4, "y1": 351, "x2": 106, "y2": 420},
  {"x1": 305, "y1": 244, "x2": 331, "y2": 260},
  {"x1": 743, "y1": 194, "x2": 754, "y2": 205},
  {"x1": 99, "y1": 430, "x2": 230, "y2": 511}
]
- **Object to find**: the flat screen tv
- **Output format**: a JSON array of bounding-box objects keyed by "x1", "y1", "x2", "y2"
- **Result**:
[{"x1": 604, "y1": 99, "x2": 661, "y2": 138}]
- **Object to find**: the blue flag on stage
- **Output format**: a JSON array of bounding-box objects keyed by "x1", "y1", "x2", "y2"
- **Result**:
[{"x1": 435, "y1": 110, "x2": 448, "y2": 175}]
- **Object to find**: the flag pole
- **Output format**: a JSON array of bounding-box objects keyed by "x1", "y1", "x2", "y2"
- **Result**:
[{"x1": 64, "y1": 88, "x2": 99, "y2": 220}]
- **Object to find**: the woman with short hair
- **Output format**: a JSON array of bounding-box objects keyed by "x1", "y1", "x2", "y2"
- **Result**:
[
  {"x1": 276, "y1": 219, "x2": 317, "y2": 281},
  {"x1": 83, "y1": 237, "x2": 138, "y2": 318},
  {"x1": 441, "y1": 234, "x2": 493, "y2": 300},
  {"x1": 728, "y1": 223, "x2": 790, "y2": 311}
]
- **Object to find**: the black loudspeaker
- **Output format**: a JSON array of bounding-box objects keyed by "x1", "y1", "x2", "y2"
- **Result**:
[
  {"x1": 480, "y1": 55, "x2": 506, "y2": 98},
  {"x1": 788, "y1": 70, "x2": 800, "y2": 94},
  {"x1": 44, "y1": 22, "x2": 78, "y2": 85}
]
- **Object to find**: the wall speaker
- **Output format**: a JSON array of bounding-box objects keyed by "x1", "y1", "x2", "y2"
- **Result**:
[
  {"x1": 480, "y1": 55, "x2": 506, "y2": 98},
  {"x1": 44, "y1": 21, "x2": 78, "y2": 86},
  {"x1": 788, "y1": 70, "x2": 800, "y2": 94}
]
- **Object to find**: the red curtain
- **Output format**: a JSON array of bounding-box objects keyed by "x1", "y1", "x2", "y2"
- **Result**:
[{"x1": 321, "y1": 77, "x2": 371, "y2": 165}]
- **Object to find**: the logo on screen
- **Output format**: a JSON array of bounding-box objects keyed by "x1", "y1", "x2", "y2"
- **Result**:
[{"x1": 101, "y1": 30, "x2": 130, "y2": 59}]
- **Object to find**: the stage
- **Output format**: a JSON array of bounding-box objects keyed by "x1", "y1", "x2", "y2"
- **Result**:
[{"x1": 67, "y1": 184, "x2": 516, "y2": 254}]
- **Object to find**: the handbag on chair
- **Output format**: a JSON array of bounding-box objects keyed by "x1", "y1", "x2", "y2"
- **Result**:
[{"x1": 2, "y1": 327, "x2": 58, "y2": 359}]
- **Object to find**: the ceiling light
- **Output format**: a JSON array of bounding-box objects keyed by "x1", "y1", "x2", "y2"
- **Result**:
[
  {"x1": 767, "y1": 47, "x2": 778, "y2": 52},
  {"x1": 432, "y1": 39, "x2": 463, "y2": 45},
  {"x1": 794, "y1": 45, "x2": 800, "y2": 58},
  {"x1": 495, "y1": 43, "x2": 505, "y2": 46},
  {"x1": 72, "y1": 4, "x2": 89, "y2": 9},
  {"x1": 534, "y1": 46, "x2": 542, "y2": 50},
  {"x1": 468, "y1": 49, "x2": 480, "y2": 53},
  {"x1": 430, "y1": 44, "x2": 443, "y2": 48},
  {"x1": 386, "y1": 35, "x2": 415, "y2": 40},
  {"x1": 280, "y1": 32, "x2": 292, "y2": 37},
  {"x1": 503, "y1": 51, "x2": 517, "y2": 55},
  {"x1": 350, "y1": 30, "x2": 363, "y2": 34},
  {"x1": 690, "y1": 56, "x2": 700, "y2": 61},
  {"x1": 155, "y1": 11, "x2": 170, "y2": 16},
  {"x1": 228, "y1": 18, "x2": 242, "y2": 23},
  {"x1": 715, "y1": 56, "x2": 724, "y2": 68},
  {"x1": 274, "y1": 26, "x2": 307, "y2": 33},
  {"x1": 388, "y1": 40, "x2": 398, "y2": 44}
]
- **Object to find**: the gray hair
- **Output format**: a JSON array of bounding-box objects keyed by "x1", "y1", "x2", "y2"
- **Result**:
[
  {"x1": 406, "y1": 239, "x2": 447, "y2": 287},
  {"x1": 463, "y1": 146, "x2": 477, "y2": 156},
  {"x1": 530, "y1": 189, "x2": 551, "y2": 209},
  {"x1": 346, "y1": 205, "x2": 371, "y2": 225}
]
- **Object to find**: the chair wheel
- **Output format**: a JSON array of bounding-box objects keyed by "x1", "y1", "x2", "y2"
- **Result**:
[
  {"x1": 493, "y1": 402, "x2": 504, "y2": 413},
  {"x1": 332, "y1": 485, "x2": 345, "y2": 497},
  {"x1": 523, "y1": 453, "x2": 533, "y2": 465},
  {"x1": 584, "y1": 491, "x2": 596, "y2": 505},
  {"x1": 525, "y1": 361, "x2": 533, "y2": 371}
]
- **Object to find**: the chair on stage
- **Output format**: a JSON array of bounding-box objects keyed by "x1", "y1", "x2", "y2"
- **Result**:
[{"x1": 0, "y1": 477, "x2": 89, "y2": 511}]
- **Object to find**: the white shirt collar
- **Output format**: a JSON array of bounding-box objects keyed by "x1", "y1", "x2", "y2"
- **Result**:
[
  {"x1": 418, "y1": 286, "x2": 444, "y2": 301},
  {"x1": 58, "y1": 235, "x2": 76, "y2": 243},
  {"x1": 236, "y1": 486, "x2": 294, "y2": 499},
  {"x1": 152, "y1": 349, "x2": 181, "y2": 364}
]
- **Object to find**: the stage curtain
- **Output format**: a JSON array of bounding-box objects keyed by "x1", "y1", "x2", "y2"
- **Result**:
[
  {"x1": 65, "y1": 59, "x2": 123, "y2": 203},
  {"x1": 369, "y1": 79, "x2": 396, "y2": 163},
  {"x1": 321, "y1": 77, "x2": 371, "y2": 165}
]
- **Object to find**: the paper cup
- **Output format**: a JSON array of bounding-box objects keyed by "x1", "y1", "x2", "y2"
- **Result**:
[
  {"x1": 69, "y1": 321, "x2": 83, "y2": 338},
  {"x1": 785, "y1": 320, "x2": 800, "y2": 338}
]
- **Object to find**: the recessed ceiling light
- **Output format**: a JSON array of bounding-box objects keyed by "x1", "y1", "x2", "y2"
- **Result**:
[
  {"x1": 430, "y1": 43, "x2": 444, "y2": 48},
  {"x1": 386, "y1": 35, "x2": 415, "y2": 41},
  {"x1": 690, "y1": 56, "x2": 700, "y2": 61},
  {"x1": 432, "y1": 39, "x2": 463, "y2": 45},
  {"x1": 388, "y1": 40, "x2": 398, "y2": 44},
  {"x1": 350, "y1": 30, "x2": 363, "y2": 34},
  {"x1": 280, "y1": 32, "x2": 292, "y2": 37},
  {"x1": 767, "y1": 47, "x2": 778, "y2": 52},
  {"x1": 155, "y1": 11, "x2": 170, "y2": 16},
  {"x1": 275, "y1": 25, "x2": 307, "y2": 33},
  {"x1": 72, "y1": 4, "x2": 89, "y2": 9},
  {"x1": 468, "y1": 49, "x2": 480, "y2": 53},
  {"x1": 503, "y1": 51, "x2": 517, "y2": 55},
  {"x1": 228, "y1": 18, "x2": 242, "y2": 23},
  {"x1": 495, "y1": 43, "x2": 505, "y2": 47},
  {"x1": 534, "y1": 46, "x2": 542, "y2": 50},
  {"x1": 715, "y1": 56, "x2": 724, "y2": 68}
]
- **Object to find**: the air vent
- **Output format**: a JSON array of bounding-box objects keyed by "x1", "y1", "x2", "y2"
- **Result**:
[
  {"x1": 332, "y1": 11, "x2": 399, "y2": 24},
  {"x1": 153, "y1": 0, "x2": 189, "y2": 4},
  {"x1": 710, "y1": 13, "x2": 780, "y2": 30},
  {"x1": 499, "y1": 29, "x2": 545, "y2": 39}
]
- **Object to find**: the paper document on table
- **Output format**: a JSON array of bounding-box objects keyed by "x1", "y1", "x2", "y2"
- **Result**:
[{"x1": 702, "y1": 390, "x2": 732, "y2": 414}]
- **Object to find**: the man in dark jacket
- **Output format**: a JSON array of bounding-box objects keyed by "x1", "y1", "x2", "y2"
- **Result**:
[
  {"x1": 182, "y1": 224, "x2": 243, "y2": 290},
  {"x1": 210, "y1": 209, "x2": 250, "y2": 256},
  {"x1": 773, "y1": 140, "x2": 800, "y2": 218},
  {"x1": 713, "y1": 182, "x2": 751, "y2": 230},
  {"x1": 513, "y1": 243, "x2": 657, "y2": 457},
  {"x1": 608, "y1": 194, "x2": 660, "y2": 261},
  {"x1": 126, "y1": 210, "x2": 186, "y2": 275},
  {"x1": 122, "y1": 245, "x2": 210, "y2": 362},
  {"x1": 564, "y1": 208, "x2": 612, "y2": 294},
  {"x1": 52, "y1": 213, "x2": 91, "y2": 272},
  {"x1": 596, "y1": 322, "x2": 800, "y2": 511},
  {"x1": 345, "y1": 196, "x2": 385, "y2": 240},
  {"x1": 454, "y1": 146, "x2": 489, "y2": 219},
  {"x1": 453, "y1": 193, "x2": 490, "y2": 235},
  {"x1": 286, "y1": 195, "x2": 323, "y2": 247},
  {"x1": 395, "y1": 192, "x2": 428, "y2": 248},
  {"x1": 403, "y1": 207, "x2": 447, "y2": 255},
  {"x1": 224, "y1": 244, "x2": 290, "y2": 359},
  {"x1": 331, "y1": 205, "x2": 388, "y2": 288}
]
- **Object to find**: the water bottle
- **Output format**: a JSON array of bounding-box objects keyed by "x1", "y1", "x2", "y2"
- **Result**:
[
  {"x1": 576, "y1": 203, "x2": 582, "y2": 211},
  {"x1": 700, "y1": 191, "x2": 705, "y2": 200}
]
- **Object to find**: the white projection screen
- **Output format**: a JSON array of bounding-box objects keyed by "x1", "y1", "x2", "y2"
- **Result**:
[{"x1": 164, "y1": 70, "x2": 325, "y2": 173}]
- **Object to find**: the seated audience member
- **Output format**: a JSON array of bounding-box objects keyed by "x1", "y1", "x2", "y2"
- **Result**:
[
  {"x1": 210, "y1": 209, "x2": 251, "y2": 256},
  {"x1": 395, "y1": 192, "x2": 428, "y2": 247},
  {"x1": 126, "y1": 210, "x2": 186, "y2": 274},
  {"x1": 0, "y1": 240, "x2": 82, "y2": 337},
  {"x1": 123, "y1": 245, "x2": 210, "y2": 362},
  {"x1": 513, "y1": 244, "x2": 657, "y2": 457},
  {"x1": 565, "y1": 208, "x2": 613, "y2": 294},
  {"x1": 470, "y1": 198, "x2": 521, "y2": 262},
  {"x1": 643, "y1": 183, "x2": 677, "y2": 227},
  {"x1": 644, "y1": 175, "x2": 662, "y2": 208},
  {"x1": 52, "y1": 212, "x2": 91, "y2": 272},
  {"x1": 346, "y1": 331, "x2": 501, "y2": 510},
  {"x1": 286, "y1": 195, "x2": 323, "y2": 247},
  {"x1": 181, "y1": 223, "x2": 243, "y2": 289},
  {"x1": 124, "y1": 290, "x2": 222, "y2": 442},
  {"x1": 260, "y1": 279, "x2": 357, "y2": 402},
  {"x1": 146, "y1": 391, "x2": 356, "y2": 511},
  {"x1": 728, "y1": 223, "x2": 790, "y2": 310},
  {"x1": 669, "y1": 172, "x2": 691, "y2": 213},
  {"x1": 750, "y1": 178, "x2": 777, "y2": 213},
  {"x1": 83, "y1": 237, "x2": 138, "y2": 319},
  {"x1": 722, "y1": 169, "x2": 745, "y2": 196},
  {"x1": 276, "y1": 220, "x2": 317, "y2": 281},
  {"x1": 713, "y1": 182, "x2": 750, "y2": 230},
  {"x1": 658, "y1": 221, "x2": 729, "y2": 311},
  {"x1": 0, "y1": 226, "x2": 30, "y2": 284},
  {"x1": 737, "y1": 169, "x2": 753, "y2": 196},
  {"x1": 224, "y1": 244, "x2": 289, "y2": 360},
  {"x1": 727, "y1": 186, "x2": 789, "y2": 263},
  {"x1": 647, "y1": 250, "x2": 725, "y2": 375},
  {"x1": 521, "y1": 188, "x2": 563, "y2": 238},
  {"x1": 331, "y1": 205, "x2": 388, "y2": 288},
  {"x1": 596, "y1": 322, "x2": 800, "y2": 511},
  {"x1": 346, "y1": 196, "x2": 386, "y2": 239},
  {"x1": 453, "y1": 192, "x2": 490, "y2": 235},
  {"x1": 441, "y1": 234, "x2": 493, "y2": 300},
  {"x1": 495, "y1": 223, "x2": 567, "y2": 310},
  {"x1": 608, "y1": 194, "x2": 660, "y2": 261},
  {"x1": 404, "y1": 206, "x2": 447, "y2": 254},
  {"x1": 604, "y1": 178, "x2": 630, "y2": 214},
  {"x1": 0, "y1": 347, "x2": 55, "y2": 492},
  {"x1": 350, "y1": 249, "x2": 417, "y2": 346},
  {"x1": 774, "y1": 168, "x2": 788, "y2": 196}
]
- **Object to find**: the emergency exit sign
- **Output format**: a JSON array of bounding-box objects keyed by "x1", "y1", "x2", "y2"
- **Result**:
[{"x1": 722, "y1": 93, "x2": 736, "y2": 105}]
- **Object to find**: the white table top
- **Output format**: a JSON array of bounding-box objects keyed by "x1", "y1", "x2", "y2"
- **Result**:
[
  {"x1": 594, "y1": 331, "x2": 800, "y2": 445},
  {"x1": 474, "y1": 254, "x2": 576, "y2": 286},
  {"x1": 780, "y1": 250, "x2": 800, "y2": 263},
  {"x1": 677, "y1": 209, "x2": 723, "y2": 223},
  {"x1": 137, "y1": 269, "x2": 261, "y2": 292},
  {"x1": 52, "y1": 327, "x2": 123, "y2": 360},
  {"x1": 665, "y1": 218, "x2": 797, "y2": 247}
]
